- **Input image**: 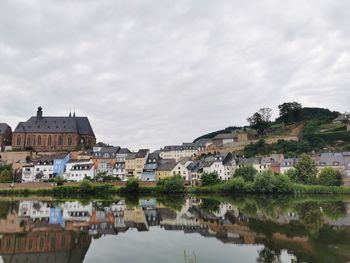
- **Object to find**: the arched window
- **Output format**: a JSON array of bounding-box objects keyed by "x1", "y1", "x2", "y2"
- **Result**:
[
  {"x1": 16, "y1": 136, "x2": 21, "y2": 146},
  {"x1": 58, "y1": 135, "x2": 63, "y2": 146},
  {"x1": 26, "y1": 136, "x2": 31, "y2": 146},
  {"x1": 68, "y1": 136, "x2": 72, "y2": 146},
  {"x1": 37, "y1": 136, "x2": 42, "y2": 146},
  {"x1": 48, "y1": 135, "x2": 52, "y2": 146}
]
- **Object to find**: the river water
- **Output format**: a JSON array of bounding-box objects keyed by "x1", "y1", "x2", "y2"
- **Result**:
[{"x1": 0, "y1": 195, "x2": 349, "y2": 263}]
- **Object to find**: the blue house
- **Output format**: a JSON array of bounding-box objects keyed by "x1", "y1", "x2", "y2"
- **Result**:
[{"x1": 53, "y1": 153, "x2": 70, "y2": 176}]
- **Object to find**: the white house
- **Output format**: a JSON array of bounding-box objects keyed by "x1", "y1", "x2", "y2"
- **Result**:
[
  {"x1": 19, "y1": 201, "x2": 51, "y2": 221},
  {"x1": 171, "y1": 161, "x2": 192, "y2": 181},
  {"x1": 65, "y1": 162, "x2": 95, "y2": 182},
  {"x1": 159, "y1": 142, "x2": 206, "y2": 162},
  {"x1": 62, "y1": 201, "x2": 93, "y2": 222},
  {"x1": 33, "y1": 157, "x2": 54, "y2": 181},
  {"x1": 21, "y1": 164, "x2": 35, "y2": 183},
  {"x1": 203, "y1": 153, "x2": 236, "y2": 181}
]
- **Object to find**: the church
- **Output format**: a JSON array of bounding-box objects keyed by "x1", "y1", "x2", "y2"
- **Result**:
[{"x1": 12, "y1": 107, "x2": 96, "y2": 151}]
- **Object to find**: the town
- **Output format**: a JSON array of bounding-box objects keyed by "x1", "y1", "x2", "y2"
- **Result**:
[{"x1": 0, "y1": 106, "x2": 350, "y2": 188}]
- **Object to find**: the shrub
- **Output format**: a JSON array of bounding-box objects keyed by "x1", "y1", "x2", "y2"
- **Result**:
[
  {"x1": 234, "y1": 166, "x2": 258, "y2": 182},
  {"x1": 123, "y1": 178, "x2": 140, "y2": 193},
  {"x1": 220, "y1": 177, "x2": 247, "y2": 193},
  {"x1": 79, "y1": 180, "x2": 93, "y2": 194},
  {"x1": 159, "y1": 175, "x2": 185, "y2": 193},
  {"x1": 318, "y1": 167, "x2": 343, "y2": 186},
  {"x1": 253, "y1": 170, "x2": 276, "y2": 193},
  {"x1": 201, "y1": 172, "x2": 221, "y2": 186}
]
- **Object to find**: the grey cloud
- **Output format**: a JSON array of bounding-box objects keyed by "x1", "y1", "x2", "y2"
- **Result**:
[{"x1": 0, "y1": 0, "x2": 349, "y2": 150}]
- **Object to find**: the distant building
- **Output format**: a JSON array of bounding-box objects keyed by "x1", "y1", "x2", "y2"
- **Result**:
[
  {"x1": 12, "y1": 107, "x2": 96, "y2": 151},
  {"x1": 0, "y1": 123, "x2": 12, "y2": 151},
  {"x1": 92, "y1": 146, "x2": 120, "y2": 175},
  {"x1": 159, "y1": 142, "x2": 206, "y2": 162},
  {"x1": 125, "y1": 149, "x2": 149, "y2": 178}
]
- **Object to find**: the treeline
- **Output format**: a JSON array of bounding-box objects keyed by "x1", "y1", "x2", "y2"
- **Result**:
[{"x1": 193, "y1": 155, "x2": 345, "y2": 194}]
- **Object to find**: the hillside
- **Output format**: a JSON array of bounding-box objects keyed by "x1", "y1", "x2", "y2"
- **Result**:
[{"x1": 193, "y1": 105, "x2": 350, "y2": 157}]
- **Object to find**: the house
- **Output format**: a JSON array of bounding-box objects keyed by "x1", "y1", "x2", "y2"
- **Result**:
[
  {"x1": 156, "y1": 161, "x2": 177, "y2": 180},
  {"x1": 53, "y1": 153, "x2": 70, "y2": 176},
  {"x1": 159, "y1": 142, "x2": 206, "y2": 162},
  {"x1": 21, "y1": 164, "x2": 35, "y2": 183},
  {"x1": 0, "y1": 123, "x2": 12, "y2": 151},
  {"x1": 318, "y1": 152, "x2": 346, "y2": 173},
  {"x1": 333, "y1": 112, "x2": 350, "y2": 123},
  {"x1": 92, "y1": 146, "x2": 120, "y2": 175},
  {"x1": 12, "y1": 107, "x2": 96, "y2": 151},
  {"x1": 113, "y1": 162, "x2": 126, "y2": 181},
  {"x1": 125, "y1": 149, "x2": 149, "y2": 178},
  {"x1": 237, "y1": 157, "x2": 269, "y2": 173},
  {"x1": 202, "y1": 153, "x2": 236, "y2": 181},
  {"x1": 140, "y1": 153, "x2": 160, "y2": 182},
  {"x1": 212, "y1": 131, "x2": 251, "y2": 147},
  {"x1": 171, "y1": 160, "x2": 193, "y2": 181},
  {"x1": 32, "y1": 155, "x2": 55, "y2": 181},
  {"x1": 280, "y1": 158, "x2": 299, "y2": 174},
  {"x1": 65, "y1": 160, "x2": 95, "y2": 182}
]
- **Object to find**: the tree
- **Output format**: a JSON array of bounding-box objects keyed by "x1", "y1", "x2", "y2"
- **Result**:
[
  {"x1": 123, "y1": 178, "x2": 140, "y2": 193},
  {"x1": 318, "y1": 167, "x2": 342, "y2": 186},
  {"x1": 294, "y1": 154, "x2": 318, "y2": 184},
  {"x1": 234, "y1": 166, "x2": 258, "y2": 182},
  {"x1": 247, "y1": 108, "x2": 272, "y2": 136},
  {"x1": 201, "y1": 172, "x2": 220, "y2": 186},
  {"x1": 253, "y1": 170, "x2": 277, "y2": 193},
  {"x1": 0, "y1": 170, "x2": 12, "y2": 183},
  {"x1": 277, "y1": 102, "x2": 303, "y2": 124},
  {"x1": 159, "y1": 175, "x2": 185, "y2": 193}
]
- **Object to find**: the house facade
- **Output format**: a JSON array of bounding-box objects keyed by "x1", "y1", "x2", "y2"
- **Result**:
[
  {"x1": 12, "y1": 107, "x2": 96, "y2": 151},
  {"x1": 125, "y1": 149, "x2": 149, "y2": 178}
]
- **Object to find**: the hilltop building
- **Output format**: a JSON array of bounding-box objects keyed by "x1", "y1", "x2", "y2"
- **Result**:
[{"x1": 12, "y1": 107, "x2": 96, "y2": 151}]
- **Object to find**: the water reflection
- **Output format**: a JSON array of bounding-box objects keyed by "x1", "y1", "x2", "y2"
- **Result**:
[{"x1": 0, "y1": 196, "x2": 349, "y2": 262}]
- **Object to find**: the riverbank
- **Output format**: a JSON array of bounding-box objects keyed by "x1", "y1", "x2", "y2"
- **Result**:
[{"x1": 0, "y1": 180, "x2": 350, "y2": 197}]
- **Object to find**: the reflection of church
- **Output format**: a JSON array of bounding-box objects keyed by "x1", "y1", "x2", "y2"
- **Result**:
[{"x1": 0, "y1": 203, "x2": 91, "y2": 263}]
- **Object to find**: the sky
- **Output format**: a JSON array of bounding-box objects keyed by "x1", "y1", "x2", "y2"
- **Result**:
[{"x1": 0, "y1": 0, "x2": 349, "y2": 151}]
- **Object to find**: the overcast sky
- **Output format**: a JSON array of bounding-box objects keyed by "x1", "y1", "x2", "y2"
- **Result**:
[{"x1": 0, "y1": 0, "x2": 349, "y2": 151}]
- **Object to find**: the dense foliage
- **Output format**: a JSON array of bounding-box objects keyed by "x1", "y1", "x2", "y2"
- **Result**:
[
  {"x1": 318, "y1": 167, "x2": 343, "y2": 187},
  {"x1": 234, "y1": 166, "x2": 258, "y2": 182},
  {"x1": 0, "y1": 164, "x2": 13, "y2": 183},
  {"x1": 201, "y1": 172, "x2": 221, "y2": 186},
  {"x1": 157, "y1": 175, "x2": 185, "y2": 193}
]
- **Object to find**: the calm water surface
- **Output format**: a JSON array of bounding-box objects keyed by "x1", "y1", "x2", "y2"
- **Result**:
[{"x1": 0, "y1": 195, "x2": 349, "y2": 263}]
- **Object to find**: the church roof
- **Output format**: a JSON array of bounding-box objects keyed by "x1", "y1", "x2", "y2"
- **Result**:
[
  {"x1": 13, "y1": 108, "x2": 95, "y2": 136},
  {"x1": 0, "y1": 123, "x2": 11, "y2": 135}
]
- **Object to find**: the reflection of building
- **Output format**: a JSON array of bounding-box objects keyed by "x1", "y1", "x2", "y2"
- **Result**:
[{"x1": 0, "y1": 230, "x2": 91, "y2": 263}]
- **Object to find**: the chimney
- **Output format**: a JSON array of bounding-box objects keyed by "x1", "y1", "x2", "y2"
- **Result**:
[{"x1": 37, "y1": 106, "x2": 43, "y2": 119}]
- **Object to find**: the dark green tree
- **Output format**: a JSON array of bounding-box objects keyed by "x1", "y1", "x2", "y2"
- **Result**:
[
  {"x1": 277, "y1": 102, "x2": 303, "y2": 124},
  {"x1": 318, "y1": 167, "x2": 342, "y2": 186},
  {"x1": 201, "y1": 172, "x2": 221, "y2": 186},
  {"x1": 294, "y1": 154, "x2": 318, "y2": 184},
  {"x1": 234, "y1": 166, "x2": 258, "y2": 182},
  {"x1": 247, "y1": 108, "x2": 272, "y2": 136}
]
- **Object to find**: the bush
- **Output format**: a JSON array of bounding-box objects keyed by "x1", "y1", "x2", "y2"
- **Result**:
[
  {"x1": 234, "y1": 166, "x2": 258, "y2": 182},
  {"x1": 253, "y1": 170, "x2": 276, "y2": 193},
  {"x1": 220, "y1": 177, "x2": 247, "y2": 193},
  {"x1": 159, "y1": 175, "x2": 185, "y2": 193},
  {"x1": 318, "y1": 167, "x2": 343, "y2": 186},
  {"x1": 79, "y1": 180, "x2": 93, "y2": 194},
  {"x1": 201, "y1": 172, "x2": 221, "y2": 186},
  {"x1": 123, "y1": 178, "x2": 140, "y2": 193}
]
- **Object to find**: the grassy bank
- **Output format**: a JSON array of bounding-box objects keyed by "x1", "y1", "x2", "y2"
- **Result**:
[{"x1": 0, "y1": 181, "x2": 349, "y2": 197}]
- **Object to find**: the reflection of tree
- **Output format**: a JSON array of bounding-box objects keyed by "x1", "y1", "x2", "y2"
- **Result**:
[
  {"x1": 157, "y1": 195, "x2": 185, "y2": 211},
  {"x1": 257, "y1": 241, "x2": 282, "y2": 263},
  {"x1": 200, "y1": 198, "x2": 220, "y2": 213},
  {"x1": 297, "y1": 203, "x2": 323, "y2": 236},
  {"x1": 321, "y1": 201, "x2": 347, "y2": 220}
]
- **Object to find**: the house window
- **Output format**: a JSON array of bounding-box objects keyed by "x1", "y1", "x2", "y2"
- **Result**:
[
  {"x1": 16, "y1": 136, "x2": 21, "y2": 146},
  {"x1": 37, "y1": 135, "x2": 42, "y2": 146},
  {"x1": 48, "y1": 135, "x2": 52, "y2": 146}
]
